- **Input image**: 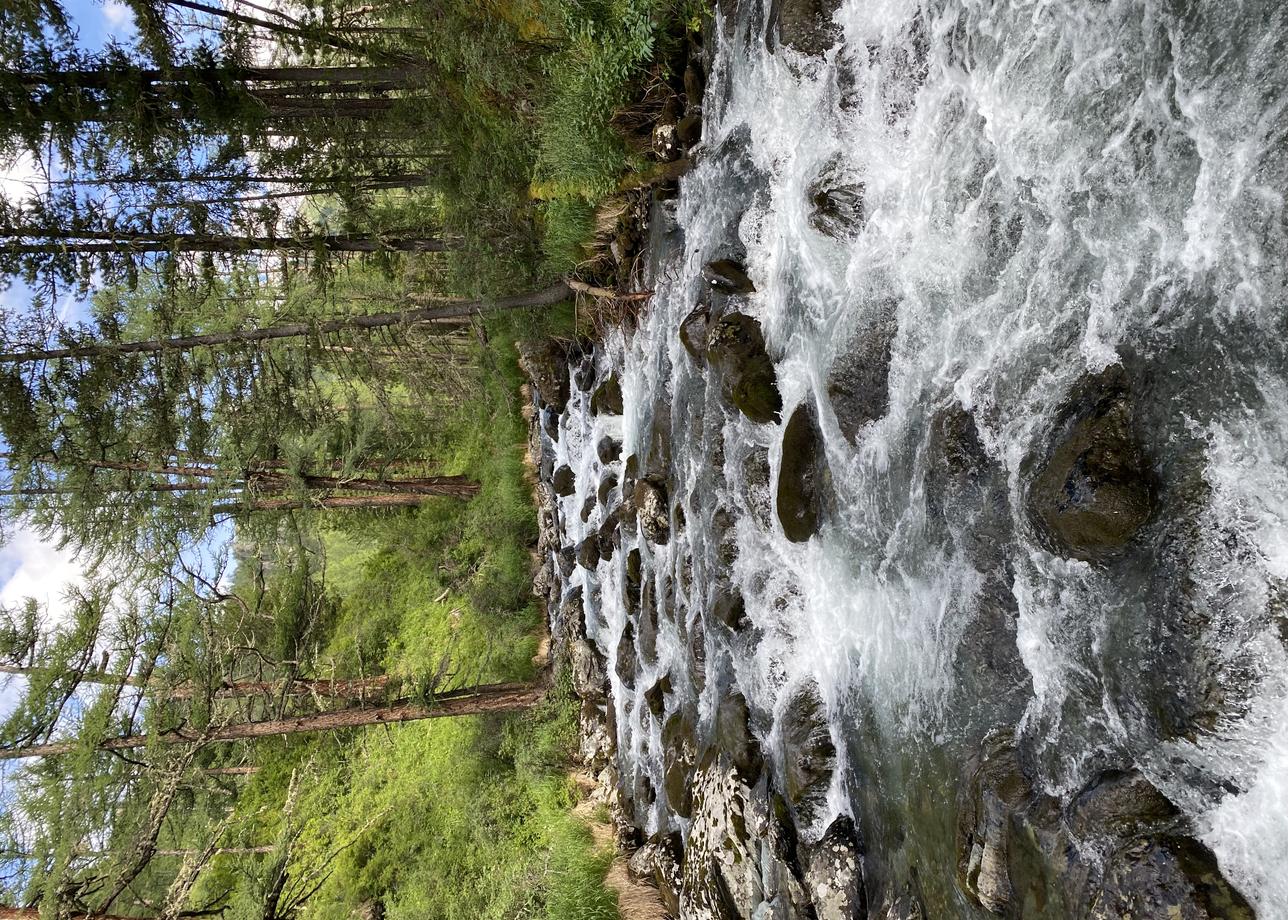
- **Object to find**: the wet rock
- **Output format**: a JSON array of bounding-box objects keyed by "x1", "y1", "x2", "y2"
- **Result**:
[
  {"x1": 680, "y1": 302, "x2": 712, "y2": 363},
  {"x1": 767, "y1": 0, "x2": 843, "y2": 56},
  {"x1": 616, "y1": 621, "x2": 636, "y2": 690},
  {"x1": 673, "y1": 501, "x2": 687, "y2": 534},
  {"x1": 539, "y1": 452, "x2": 554, "y2": 483},
  {"x1": 710, "y1": 690, "x2": 761, "y2": 780},
  {"x1": 576, "y1": 537, "x2": 601, "y2": 570},
  {"x1": 827, "y1": 316, "x2": 897, "y2": 442},
  {"x1": 1029, "y1": 371, "x2": 1156, "y2": 560},
  {"x1": 707, "y1": 312, "x2": 782, "y2": 424},
  {"x1": 571, "y1": 640, "x2": 608, "y2": 702},
  {"x1": 579, "y1": 493, "x2": 596, "y2": 523},
  {"x1": 1089, "y1": 836, "x2": 1255, "y2": 920},
  {"x1": 644, "y1": 672, "x2": 671, "y2": 719},
  {"x1": 552, "y1": 464, "x2": 576, "y2": 497},
  {"x1": 711, "y1": 587, "x2": 750, "y2": 631},
  {"x1": 559, "y1": 586, "x2": 585, "y2": 637},
  {"x1": 702, "y1": 258, "x2": 756, "y2": 294},
  {"x1": 663, "y1": 711, "x2": 698, "y2": 818},
  {"x1": 677, "y1": 112, "x2": 702, "y2": 149},
  {"x1": 542, "y1": 409, "x2": 560, "y2": 442},
  {"x1": 956, "y1": 738, "x2": 1255, "y2": 919},
  {"x1": 572, "y1": 356, "x2": 596, "y2": 392},
  {"x1": 517, "y1": 339, "x2": 571, "y2": 412},
  {"x1": 689, "y1": 621, "x2": 708, "y2": 694},
  {"x1": 597, "y1": 471, "x2": 618, "y2": 506},
  {"x1": 879, "y1": 888, "x2": 926, "y2": 919},
  {"x1": 591, "y1": 373, "x2": 625, "y2": 416},
  {"x1": 597, "y1": 510, "x2": 620, "y2": 561},
  {"x1": 596, "y1": 435, "x2": 622, "y2": 465},
  {"x1": 780, "y1": 681, "x2": 836, "y2": 824},
  {"x1": 683, "y1": 62, "x2": 705, "y2": 108},
  {"x1": 556, "y1": 545, "x2": 576, "y2": 579},
  {"x1": 634, "y1": 479, "x2": 671, "y2": 545},
  {"x1": 777, "y1": 402, "x2": 831, "y2": 542},
  {"x1": 624, "y1": 548, "x2": 643, "y2": 613},
  {"x1": 803, "y1": 815, "x2": 866, "y2": 920},
  {"x1": 808, "y1": 158, "x2": 865, "y2": 238}
]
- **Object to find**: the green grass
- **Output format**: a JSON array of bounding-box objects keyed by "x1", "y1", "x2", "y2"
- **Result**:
[{"x1": 215, "y1": 303, "x2": 613, "y2": 920}]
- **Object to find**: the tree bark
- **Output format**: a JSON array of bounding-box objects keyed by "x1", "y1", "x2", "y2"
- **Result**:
[
  {"x1": 0, "y1": 281, "x2": 570, "y2": 363},
  {"x1": 0, "y1": 683, "x2": 542, "y2": 759},
  {"x1": 212, "y1": 489, "x2": 476, "y2": 514},
  {"x1": 0, "y1": 230, "x2": 450, "y2": 255}
]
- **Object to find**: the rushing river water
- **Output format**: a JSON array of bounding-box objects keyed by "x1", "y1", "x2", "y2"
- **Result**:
[{"x1": 545, "y1": 0, "x2": 1288, "y2": 915}]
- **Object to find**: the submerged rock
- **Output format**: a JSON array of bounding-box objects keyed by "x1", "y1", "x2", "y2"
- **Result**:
[
  {"x1": 541, "y1": 409, "x2": 560, "y2": 442},
  {"x1": 827, "y1": 316, "x2": 897, "y2": 442},
  {"x1": 780, "y1": 681, "x2": 836, "y2": 824},
  {"x1": 777, "y1": 402, "x2": 831, "y2": 542},
  {"x1": 573, "y1": 355, "x2": 596, "y2": 392},
  {"x1": 767, "y1": 0, "x2": 843, "y2": 56},
  {"x1": 955, "y1": 737, "x2": 1255, "y2": 918},
  {"x1": 1028, "y1": 369, "x2": 1156, "y2": 560},
  {"x1": 552, "y1": 464, "x2": 576, "y2": 497},
  {"x1": 591, "y1": 374, "x2": 625, "y2": 416},
  {"x1": 707, "y1": 312, "x2": 782, "y2": 423},
  {"x1": 702, "y1": 259, "x2": 756, "y2": 294}
]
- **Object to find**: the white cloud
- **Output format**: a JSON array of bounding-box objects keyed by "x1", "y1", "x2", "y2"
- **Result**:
[
  {"x1": 102, "y1": 0, "x2": 133, "y2": 29},
  {"x1": 0, "y1": 527, "x2": 87, "y2": 626}
]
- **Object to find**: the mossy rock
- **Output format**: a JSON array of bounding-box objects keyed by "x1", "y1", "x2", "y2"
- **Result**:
[
  {"x1": 591, "y1": 373, "x2": 625, "y2": 415},
  {"x1": 707, "y1": 312, "x2": 782, "y2": 424}
]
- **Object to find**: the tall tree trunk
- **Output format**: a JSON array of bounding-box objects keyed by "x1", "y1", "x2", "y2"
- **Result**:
[
  {"x1": 0, "y1": 683, "x2": 542, "y2": 759},
  {"x1": 0, "y1": 230, "x2": 450, "y2": 255},
  {"x1": 0, "y1": 663, "x2": 390, "y2": 701},
  {"x1": 0, "y1": 281, "x2": 570, "y2": 363},
  {"x1": 213, "y1": 488, "x2": 476, "y2": 514}
]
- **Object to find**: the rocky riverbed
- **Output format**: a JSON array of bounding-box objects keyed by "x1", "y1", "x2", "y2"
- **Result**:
[{"x1": 523, "y1": 0, "x2": 1288, "y2": 916}]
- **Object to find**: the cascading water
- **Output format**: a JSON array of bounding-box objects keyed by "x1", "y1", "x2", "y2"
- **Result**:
[{"x1": 542, "y1": 0, "x2": 1288, "y2": 915}]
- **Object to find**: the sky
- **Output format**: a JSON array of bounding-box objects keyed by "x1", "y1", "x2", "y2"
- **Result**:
[{"x1": 0, "y1": 0, "x2": 142, "y2": 710}]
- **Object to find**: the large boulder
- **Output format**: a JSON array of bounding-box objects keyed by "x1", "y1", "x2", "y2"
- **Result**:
[
  {"x1": 803, "y1": 815, "x2": 866, "y2": 919},
  {"x1": 1028, "y1": 370, "x2": 1156, "y2": 560},
  {"x1": 681, "y1": 759, "x2": 764, "y2": 918},
  {"x1": 767, "y1": 0, "x2": 843, "y2": 56},
  {"x1": 779, "y1": 681, "x2": 836, "y2": 825},
  {"x1": 777, "y1": 402, "x2": 831, "y2": 542},
  {"x1": 827, "y1": 316, "x2": 897, "y2": 442},
  {"x1": 702, "y1": 259, "x2": 757, "y2": 294},
  {"x1": 663, "y1": 711, "x2": 698, "y2": 818},
  {"x1": 956, "y1": 738, "x2": 1255, "y2": 918},
  {"x1": 708, "y1": 690, "x2": 761, "y2": 781},
  {"x1": 551, "y1": 464, "x2": 576, "y2": 497},
  {"x1": 517, "y1": 339, "x2": 571, "y2": 412},
  {"x1": 707, "y1": 312, "x2": 782, "y2": 423}
]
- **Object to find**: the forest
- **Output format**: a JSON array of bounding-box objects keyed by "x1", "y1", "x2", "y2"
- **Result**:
[{"x1": 0, "y1": 0, "x2": 697, "y2": 916}]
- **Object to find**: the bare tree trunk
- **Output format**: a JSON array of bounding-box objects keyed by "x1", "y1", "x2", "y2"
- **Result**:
[
  {"x1": 0, "y1": 281, "x2": 570, "y2": 363},
  {"x1": 203, "y1": 766, "x2": 260, "y2": 776},
  {"x1": 0, "y1": 230, "x2": 450, "y2": 255},
  {"x1": 214, "y1": 488, "x2": 476, "y2": 514},
  {"x1": 0, "y1": 683, "x2": 542, "y2": 759}
]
